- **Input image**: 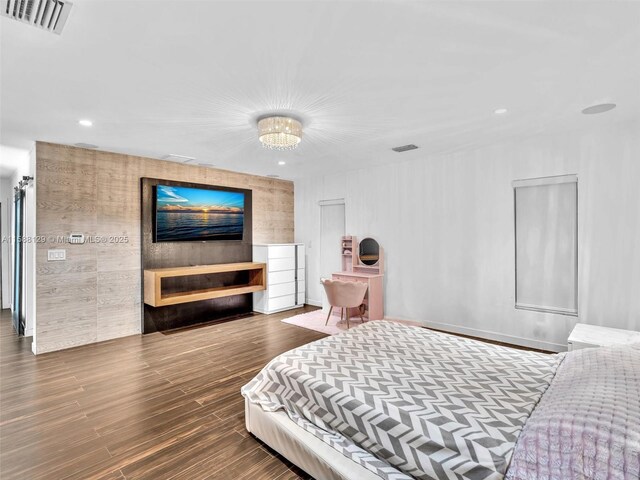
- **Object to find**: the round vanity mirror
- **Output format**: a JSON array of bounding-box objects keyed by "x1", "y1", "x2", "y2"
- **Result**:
[{"x1": 359, "y1": 237, "x2": 380, "y2": 266}]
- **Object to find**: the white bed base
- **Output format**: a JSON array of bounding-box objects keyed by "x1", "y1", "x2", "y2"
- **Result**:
[{"x1": 245, "y1": 399, "x2": 381, "y2": 480}]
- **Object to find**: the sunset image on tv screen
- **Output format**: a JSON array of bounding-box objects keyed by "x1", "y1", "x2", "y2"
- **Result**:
[{"x1": 155, "y1": 185, "x2": 244, "y2": 241}]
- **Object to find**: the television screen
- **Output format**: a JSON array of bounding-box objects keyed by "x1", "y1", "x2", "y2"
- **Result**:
[{"x1": 154, "y1": 185, "x2": 245, "y2": 242}]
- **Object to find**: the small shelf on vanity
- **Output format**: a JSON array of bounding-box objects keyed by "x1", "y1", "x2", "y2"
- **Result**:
[{"x1": 144, "y1": 262, "x2": 267, "y2": 307}]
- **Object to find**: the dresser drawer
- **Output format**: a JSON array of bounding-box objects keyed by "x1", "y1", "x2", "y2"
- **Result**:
[
  {"x1": 269, "y1": 257, "x2": 296, "y2": 272},
  {"x1": 332, "y1": 274, "x2": 367, "y2": 284},
  {"x1": 268, "y1": 270, "x2": 295, "y2": 286},
  {"x1": 268, "y1": 294, "x2": 296, "y2": 311},
  {"x1": 269, "y1": 282, "x2": 296, "y2": 299},
  {"x1": 268, "y1": 245, "x2": 295, "y2": 260}
]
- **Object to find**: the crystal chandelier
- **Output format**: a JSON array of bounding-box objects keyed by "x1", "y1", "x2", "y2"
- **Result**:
[{"x1": 257, "y1": 116, "x2": 302, "y2": 150}]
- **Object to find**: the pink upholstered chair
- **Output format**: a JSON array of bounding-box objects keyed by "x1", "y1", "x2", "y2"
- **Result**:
[{"x1": 321, "y1": 278, "x2": 368, "y2": 329}]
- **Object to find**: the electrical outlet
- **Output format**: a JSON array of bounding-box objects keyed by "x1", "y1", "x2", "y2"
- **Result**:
[{"x1": 47, "y1": 249, "x2": 66, "y2": 261}]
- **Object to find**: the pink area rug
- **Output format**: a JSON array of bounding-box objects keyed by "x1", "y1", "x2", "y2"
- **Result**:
[{"x1": 282, "y1": 309, "x2": 421, "y2": 336}]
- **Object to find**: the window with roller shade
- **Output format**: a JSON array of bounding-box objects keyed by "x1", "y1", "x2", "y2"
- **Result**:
[{"x1": 514, "y1": 174, "x2": 578, "y2": 316}]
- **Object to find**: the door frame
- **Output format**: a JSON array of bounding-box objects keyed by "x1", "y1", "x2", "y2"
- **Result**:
[{"x1": 12, "y1": 187, "x2": 25, "y2": 335}]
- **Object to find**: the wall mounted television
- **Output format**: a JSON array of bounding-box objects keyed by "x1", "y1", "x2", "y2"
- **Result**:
[{"x1": 154, "y1": 184, "x2": 245, "y2": 242}]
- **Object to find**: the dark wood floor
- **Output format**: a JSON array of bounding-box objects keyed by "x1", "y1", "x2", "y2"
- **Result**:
[{"x1": 0, "y1": 306, "x2": 326, "y2": 480}]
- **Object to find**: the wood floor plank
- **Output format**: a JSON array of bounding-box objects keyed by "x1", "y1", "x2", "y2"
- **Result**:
[
  {"x1": 119, "y1": 422, "x2": 245, "y2": 480},
  {"x1": 0, "y1": 306, "x2": 324, "y2": 480},
  {"x1": 99, "y1": 402, "x2": 212, "y2": 456}
]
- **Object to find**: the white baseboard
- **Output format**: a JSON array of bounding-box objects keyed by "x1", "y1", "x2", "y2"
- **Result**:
[
  {"x1": 306, "y1": 299, "x2": 322, "y2": 307},
  {"x1": 385, "y1": 316, "x2": 567, "y2": 352}
]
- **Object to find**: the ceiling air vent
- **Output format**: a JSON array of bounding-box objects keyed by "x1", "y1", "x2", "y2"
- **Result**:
[
  {"x1": 392, "y1": 144, "x2": 419, "y2": 153},
  {"x1": 161, "y1": 154, "x2": 196, "y2": 163},
  {"x1": 1, "y1": 0, "x2": 73, "y2": 35}
]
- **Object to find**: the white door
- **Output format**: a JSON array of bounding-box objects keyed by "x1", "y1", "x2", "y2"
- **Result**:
[{"x1": 319, "y1": 202, "x2": 345, "y2": 311}]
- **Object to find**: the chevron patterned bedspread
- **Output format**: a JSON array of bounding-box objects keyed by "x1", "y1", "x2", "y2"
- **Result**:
[{"x1": 242, "y1": 321, "x2": 562, "y2": 480}]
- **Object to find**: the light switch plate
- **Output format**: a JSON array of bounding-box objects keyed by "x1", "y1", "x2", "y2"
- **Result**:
[{"x1": 47, "y1": 249, "x2": 66, "y2": 261}]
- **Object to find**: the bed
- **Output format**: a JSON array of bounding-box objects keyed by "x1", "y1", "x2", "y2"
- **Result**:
[{"x1": 242, "y1": 321, "x2": 640, "y2": 480}]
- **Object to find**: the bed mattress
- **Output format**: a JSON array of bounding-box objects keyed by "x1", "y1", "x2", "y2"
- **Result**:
[{"x1": 242, "y1": 321, "x2": 562, "y2": 479}]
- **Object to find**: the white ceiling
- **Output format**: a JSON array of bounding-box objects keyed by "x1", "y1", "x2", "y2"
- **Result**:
[{"x1": 1, "y1": 1, "x2": 639, "y2": 179}]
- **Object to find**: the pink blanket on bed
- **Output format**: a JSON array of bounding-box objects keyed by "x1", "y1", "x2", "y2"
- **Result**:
[{"x1": 507, "y1": 343, "x2": 640, "y2": 480}]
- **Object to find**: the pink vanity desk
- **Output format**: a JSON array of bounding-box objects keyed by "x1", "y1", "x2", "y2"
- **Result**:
[
  {"x1": 331, "y1": 271, "x2": 384, "y2": 320},
  {"x1": 331, "y1": 236, "x2": 384, "y2": 321}
]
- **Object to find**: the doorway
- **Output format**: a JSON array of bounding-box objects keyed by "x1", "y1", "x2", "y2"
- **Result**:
[{"x1": 319, "y1": 200, "x2": 345, "y2": 311}]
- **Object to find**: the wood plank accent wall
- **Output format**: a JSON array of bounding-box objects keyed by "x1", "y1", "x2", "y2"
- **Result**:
[
  {"x1": 140, "y1": 177, "x2": 255, "y2": 333},
  {"x1": 35, "y1": 142, "x2": 294, "y2": 354}
]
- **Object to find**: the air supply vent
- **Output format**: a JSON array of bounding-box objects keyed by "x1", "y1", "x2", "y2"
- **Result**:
[
  {"x1": 161, "y1": 154, "x2": 196, "y2": 163},
  {"x1": 1, "y1": 0, "x2": 73, "y2": 35},
  {"x1": 392, "y1": 144, "x2": 419, "y2": 153}
]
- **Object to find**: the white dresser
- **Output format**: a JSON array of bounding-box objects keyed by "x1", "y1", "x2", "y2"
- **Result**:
[
  {"x1": 252, "y1": 244, "x2": 305, "y2": 314},
  {"x1": 567, "y1": 323, "x2": 640, "y2": 351}
]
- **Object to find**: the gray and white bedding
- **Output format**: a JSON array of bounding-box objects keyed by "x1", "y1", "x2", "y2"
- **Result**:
[
  {"x1": 242, "y1": 321, "x2": 563, "y2": 479},
  {"x1": 507, "y1": 342, "x2": 640, "y2": 480}
]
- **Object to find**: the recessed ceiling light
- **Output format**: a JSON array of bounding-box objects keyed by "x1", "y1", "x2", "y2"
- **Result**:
[
  {"x1": 278, "y1": 161, "x2": 286, "y2": 166},
  {"x1": 581, "y1": 103, "x2": 616, "y2": 115},
  {"x1": 78, "y1": 119, "x2": 93, "y2": 127},
  {"x1": 494, "y1": 108, "x2": 508, "y2": 115}
]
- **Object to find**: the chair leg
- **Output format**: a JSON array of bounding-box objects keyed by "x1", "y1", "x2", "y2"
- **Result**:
[
  {"x1": 325, "y1": 306, "x2": 333, "y2": 326},
  {"x1": 340, "y1": 308, "x2": 344, "y2": 322},
  {"x1": 346, "y1": 309, "x2": 350, "y2": 329}
]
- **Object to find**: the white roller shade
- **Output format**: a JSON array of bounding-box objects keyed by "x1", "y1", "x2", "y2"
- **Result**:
[{"x1": 514, "y1": 175, "x2": 578, "y2": 315}]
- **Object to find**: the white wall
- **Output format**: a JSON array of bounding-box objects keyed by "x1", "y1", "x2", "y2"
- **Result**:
[
  {"x1": 0, "y1": 177, "x2": 12, "y2": 309},
  {"x1": 0, "y1": 145, "x2": 36, "y2": 340},
  {"x1": 295, "y1": 121, "x2": 640, "y2": 351}
]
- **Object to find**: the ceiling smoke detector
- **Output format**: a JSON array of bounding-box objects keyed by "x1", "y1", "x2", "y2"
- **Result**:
[
  {"x1": 392, "y1": 144, "x2": 419, "y2": 153},
  {"x1": 1, "y1": 0, "x2": 73, "y2": 35}
]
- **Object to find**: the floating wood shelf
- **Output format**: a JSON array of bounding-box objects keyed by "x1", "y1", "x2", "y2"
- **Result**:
[{"x1": 144, "y1": 262, "x2": 266, "y2": 307}]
